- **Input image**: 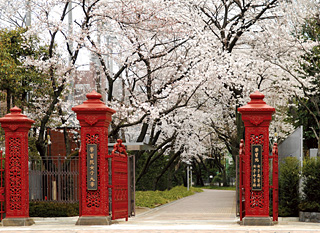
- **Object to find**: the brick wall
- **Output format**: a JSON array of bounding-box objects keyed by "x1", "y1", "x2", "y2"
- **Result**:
[{"x1": 47, "y1": 128, "x2": 80, "y2": 156}]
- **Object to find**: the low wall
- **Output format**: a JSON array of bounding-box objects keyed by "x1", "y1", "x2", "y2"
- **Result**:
[{"x1": 299, "y1": 211, "x2": 320, "y2": 222}]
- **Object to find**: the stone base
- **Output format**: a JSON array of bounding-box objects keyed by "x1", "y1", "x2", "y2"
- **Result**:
[
  {"x1": 299, "y1": 211, "x2": 320, "y2": 222},
  {"x1": 76, "y1": 216, "x2": 111, "y2": 225},
  {"x1": 2, "y1": 218, "x2": 35, "y2": 226},
  {"x1": 242, "y1": 216, "x2": 273, "y2": 226}
]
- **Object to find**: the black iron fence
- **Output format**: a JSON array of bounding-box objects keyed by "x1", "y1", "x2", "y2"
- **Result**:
[
  {"x1": 28, "y1": 153, "x2": 135, "y2": 216},
  {"x1": 29, "y1": 156, "x2": 79, "y2": 203}
]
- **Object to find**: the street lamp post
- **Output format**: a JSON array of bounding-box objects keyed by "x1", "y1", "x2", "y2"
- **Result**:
[
  {"x1": 190, "y1": 166, "x2": 192, "y2": 188},
  {"x1": 187, "y1": 165, "x2": 189, "y2": 191}
]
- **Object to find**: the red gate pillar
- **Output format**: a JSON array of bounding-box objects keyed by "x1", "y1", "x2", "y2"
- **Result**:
[
  {"x1": 0, "y1": 107, "x2": 35, "y2": 226},
  {"x1": 72, "y1": 90, "x2": 116, "y2": 225},
  {"x1": 238, "y1": 91, "x2": 275, "y2": 226}
]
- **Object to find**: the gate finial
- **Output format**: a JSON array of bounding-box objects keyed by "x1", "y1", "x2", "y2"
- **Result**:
[{"x1": 112, "y1": 139, "x2": 127, "y2": 156}]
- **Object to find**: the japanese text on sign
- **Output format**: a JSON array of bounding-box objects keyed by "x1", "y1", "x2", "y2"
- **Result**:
[
  {"x1": 87, "y1": 144, "x2": 97, "y2": 190},
  {"x1": 251, "y1": 144, "x2": 262, "y2": 191}
]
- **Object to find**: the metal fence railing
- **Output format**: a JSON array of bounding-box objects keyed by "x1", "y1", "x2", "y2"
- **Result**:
[
  {"x1": 29, "y1": 156, "x2": 79, "y2": 203},
  {"x1": 0, "y1": 151, "x2": 5, "y2": 221}
]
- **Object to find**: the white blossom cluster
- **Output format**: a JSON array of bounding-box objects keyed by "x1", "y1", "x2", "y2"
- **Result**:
[{"x1": 0, "y1": 0, "x2": 318, "y2": 162}]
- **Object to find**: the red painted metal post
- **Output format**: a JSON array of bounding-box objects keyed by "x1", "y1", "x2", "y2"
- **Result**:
[
  {"x1": 0, "y1": 107, "x2": 35, "y2": 226},
  {"x1": 72, "y1": 91, "x2": 116, "y2": 225},
  {"x1": 272, "y1": 143, "x2": 279, "y2": 222},
  {"x1": 238, "y1": 91, "x2": 275, "y2": 225},
  {"x1": 239, "y1": 139, "x2": 245, "y2": 221},
  {"x1": 0, "y1": 150, "x2": 5, "y2": 221}
]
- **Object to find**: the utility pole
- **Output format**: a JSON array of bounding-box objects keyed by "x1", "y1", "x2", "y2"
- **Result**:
[
  {"x1": 187, "y1": 165, "x2": 189, "y2": 191},
  {"x1": 190, "y1": 166, "x2": 192, "y2": 188},
  {"x1": 26, "y1": 0, "x2": 31, "y2": 27}
]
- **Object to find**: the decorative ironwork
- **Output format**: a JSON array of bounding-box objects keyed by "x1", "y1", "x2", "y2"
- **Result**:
[
  {"x1": 250, "y1": 190, "x2": 265, "y2": 208},
  {"x1": 239, "y1": 139, "x2": 245, "y2": 221},
  {"x1": 72, "y1": 90, "x2": 116, "y2": 221},
  {"x1": 0, "y1": 106, "x2": 34, "y2": 223},
  {"x1": 238, "y1": 91, "x2": 276, "y2": 222},
  {"x1": 249, "y1": 116, "x2": 264, "y2": 126},
  {"x1": 250, "y1": 134, "x2": 264, "y2": 145},
  {"x1": 111, "y1": 139, "x2": 128, "y2": 221},
  {"x1": 272, "y1": 143, "x2": 279, "y2": 221},
  {"x1": 8, "y1": 137, "x2": 22, "y2": 211}
]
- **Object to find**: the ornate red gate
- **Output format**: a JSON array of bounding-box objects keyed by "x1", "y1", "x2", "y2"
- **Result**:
[
  {"x1": 239, "y1": 139, "x2": 245, "y2": 221},
  {"x1": 110, "y1": 139, "x2": 128, "y2": 221},
  {"x1": 271, "y1": 143, "x2": 279, "y2": 222},
  {"x1": 0, "y1": 107, "x2": 34, "y2": 226},
  {"x1": 237, "y1": 91, "x2": 278, "y2": 225},
  {"x1": 72, "y1": 91, "x2": 116, "y2": 225}
]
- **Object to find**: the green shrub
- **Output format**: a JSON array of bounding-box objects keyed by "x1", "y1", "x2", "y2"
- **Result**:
[
  {"x1": 135, "y1": 185, "x2": 202, "y2": 208},
  {"x1": 212, "y1": 173, "x2": 222, "y2": 185},
  {"x1": 279, "y1": 157, "x2": 300, "y2": 217},
  {"x1": 29, "y1": 202, "x2": 79, "y2": 217},
  {"x1": 299, "y1": 157, "x2": 320, "y2": 212}
]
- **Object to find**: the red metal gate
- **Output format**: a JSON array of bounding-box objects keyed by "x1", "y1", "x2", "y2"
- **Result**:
[
  {"x1": 0, "y1": 150, "x2": 5, "y2": 221},
  {"x1": 271, "y1": 143, "x2": 279, "y2": 222},
  {"x1": 239, "y1": 140, "x2": 245, "y2": 221},
  {"x1": 238, "y1": 140, "x2": 279, "y2": 222},
  {"x1": 110, "y1": 139, "x2": 128, "y2": 221}
]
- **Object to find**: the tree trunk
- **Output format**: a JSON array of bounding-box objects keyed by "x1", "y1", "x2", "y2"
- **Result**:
[
  {"x1": 153, "y1": 150, "x2": 181, "y2": 190},
  {"x1": 137, "y1": 123, "x2": 148, "y2": 142},
  {"x1": 192, "y1": 160, "x2": 204, "y2": 186},
  {"x1": 58, "y1": 105, "x2": 71, "y2": 156},
  {"x1": 317, "y1": 130, "x2": 320, "y2": 157},
  {"x1": 6, "y1": 88, "x2": 11, "y2": 113},
  {"x1": 222, "y1": 167, "x2": 227, "y2": 187}
]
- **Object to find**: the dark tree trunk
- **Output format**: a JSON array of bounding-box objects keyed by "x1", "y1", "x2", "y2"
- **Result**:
[
  {"x1": 6, "y1": 88, "x2": 11, "y2": 113},
  {"x1": 153, "y1": 150, "x2": 181, "y2": 190}
]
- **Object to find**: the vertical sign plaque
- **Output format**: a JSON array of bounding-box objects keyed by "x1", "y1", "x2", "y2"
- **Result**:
[
  {"x1": 251, "y1": 144, "x2": 262, "y2": 191},
  {"x1": 87, "y1": 144, "x2": 97, "y2": 190}
]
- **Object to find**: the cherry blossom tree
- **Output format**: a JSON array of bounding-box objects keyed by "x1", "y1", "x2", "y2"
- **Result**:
[{"x1": 0, "y1": 0, "x2": 318, "y2": 188}]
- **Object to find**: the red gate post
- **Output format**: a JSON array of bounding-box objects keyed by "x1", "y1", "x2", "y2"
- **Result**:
[
  {"x1": 0, "y1": 107, "x2": 35, "y2": 226},
  {"x1": 72, "y1": 90, "x2": 116, "y2": 225},
  {"x1": 238, "y1": 91, "x2": 275, "y2": 226},
  {"x1": 239, "y1": 139, "x2": 245, "y2": 221},
  {"x1": 272, "y1": 143, "x2": 279, "y2": 222}
]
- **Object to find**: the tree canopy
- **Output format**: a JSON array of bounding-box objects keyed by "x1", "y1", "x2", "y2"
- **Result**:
[
  {"x1": 0, "y1": 0, "x2": 319, "y2": 188},
  {"x1": 0, "y1": 28, "x2": 48, "y2": 114}
]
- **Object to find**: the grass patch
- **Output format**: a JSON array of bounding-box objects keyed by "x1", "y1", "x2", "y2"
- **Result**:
[
  {"x1": 136, "y1": 186, "x2": 203, "y2": 208},
  {"x1": 198, "y1": 186, "x2": 236, "y2": 191}
]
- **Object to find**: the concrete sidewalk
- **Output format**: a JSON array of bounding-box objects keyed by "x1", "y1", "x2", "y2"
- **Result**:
[{"x1": 0, "y1": 189, "x2": 320, "y2": 232}]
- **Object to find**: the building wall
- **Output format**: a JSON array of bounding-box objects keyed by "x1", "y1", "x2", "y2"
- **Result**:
[
  {"x1": 74, "y1": 63, "x2": 107, "y2": 102},
  {"x1": 47, "y1": 128, "x2": 79, "y2": 157}
]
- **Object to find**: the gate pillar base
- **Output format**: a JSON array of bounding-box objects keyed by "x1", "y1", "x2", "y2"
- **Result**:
[
  {"x1": 242, "y1": 217, "x2": 273, "y2": 226},
  {"x1": 2, "y1": 218, "x2": 35, "y2": 226},
  {"x1": 76, "y1": 216, "x2": 111, "y2": 225}
]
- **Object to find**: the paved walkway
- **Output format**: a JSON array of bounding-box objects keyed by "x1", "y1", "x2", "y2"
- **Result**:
[
  {"x1": 1, "y1": 189, "x2": 320, "y2": 232},
  {"x1": 128, "y1": 189, "x2": 236, "y2": 224}
]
